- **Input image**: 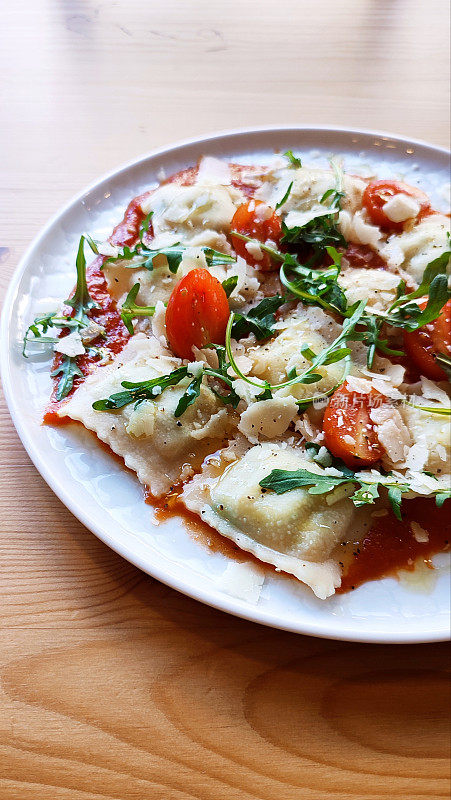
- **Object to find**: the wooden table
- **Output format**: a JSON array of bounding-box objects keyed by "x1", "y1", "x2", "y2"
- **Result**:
[{"x1": 1, "y1": 2, "x2": 450, "y2": 797}]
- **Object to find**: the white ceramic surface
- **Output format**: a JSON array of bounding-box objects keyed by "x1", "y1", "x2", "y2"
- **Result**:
[{"x1": 2, "y1": 126, "x2": 450, "y2": 643}]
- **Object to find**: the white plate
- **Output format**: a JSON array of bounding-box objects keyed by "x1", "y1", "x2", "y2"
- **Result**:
[{"x1": 2, "y1": 126, "x2": 450, "y2": 643}]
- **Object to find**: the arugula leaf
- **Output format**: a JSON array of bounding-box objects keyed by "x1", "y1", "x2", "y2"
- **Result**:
[
  {"x1": 202, "y1": 248, "x2": 237, "y2": 267},
  {"x1": 407, "y1": 402, "x2": 451, "y2": 416},
  {"x1": 412, "y1": 274, "x2": 449, "y2": 327},
  {"x1": 276, "y1": 181, "x2": 293, "y2": 210},
  {"x1": 120, "y1": 283, "x2": 156, "y2": 335},
  {"x1": 281, "y1": 215, "x2": 346, "y2": 258},
  {"x1": 65, "y1": 236, "x2": 98, "y2": 323},
  {"x1": 23, "y1": 235, "x2": 100, "y2": 398},
  {"x1": 284, "y1": 150, "x2": 302, "y2": 168},
  {"x1": 226, "y1": 299, "x2": 366, "y2": 402},
  {"x1": 256, "y1": 382, "x2": 273, "y2": 401},
  {"x1": 174, "y1": 373, "x2": 203, "y2": 417},
  {"x1": 222, "y1": 275, "x2": 238, "y2": 298},
  {"x1": 92, "y1": 341, "x2": 242, "y2": 416},
  {"x1": 22, "y1": 312, "x2": 82, "y2": 356},
  {"x1": 260, "y1": 468, "x2": 348, "y2": 495},
  {"x1": 231, "y1": 295, "x2": 286, "y2": 340},
  {"x1": 204, "y1": 344, "x2": 241, "y2": 408},
  {"x1": 139, "y1": 211, "x2": 153, "y2": 244},
  {"x1": 320, "y1": 187, "x2": 345, "y2": 210},
  {"x1": 280, "y1": 246, "x2": 348, "y2": 315},
  {"x1": 320, "y1": 160, "x2": 345, "y2": 211},
  {"x1": 230, "y1": 231, "x2": 285, "y2": 266},
  {"x1": 356, "y1": 315, "x2": 404, "y2": 369},
  {"x1": 387, "y1": 486, "x2": 404, "y2": 521},
  {"x1": 106, "y1": 243, "x2": 236, "y2": 274},
  {"x1": 351, "y1": 483, "x2": 381, "y2": 507},
  {"x1": 281, "y1": 159, "x2": 346, "y2": 260},
  {"x1": 92, "y1": 367, "x2": 189, "y2": 411},
  {"x1": 259, "y1": 461, "x2": 447, "y2": 520},
  {"x1": 380, "y1": 250, "x2": 451, "y2": 334},
  {"x1": 389, "y1": 250, "x2": 450, "y2": 311},
  {"x1": 51, "y1": 356, "x2": 83, "y2": 401}
]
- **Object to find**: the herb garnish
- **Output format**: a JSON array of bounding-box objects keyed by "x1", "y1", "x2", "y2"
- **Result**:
[
  {"x1": 284, "y1": 151, "x2": 302, "y2": 168},
  {"x1": 230, "y1": 230, "x2": 450, "y2": 373},
  {"x1": 222, "y1": 275, "x2": 239, "y2": 298},
  {"x1": 105, "y1": 242, "x2": 236, "y2": 275},
  {"x1": 280, "y1": 160, "x2": 346, "y2": 261},
  {"x1": 276, "y1": 181, "x2": 293, "y2": 210},
  {"x1": 280, "y1": 247, "x2": 349, "y2": 316},
  {"x1": 231, "y1": 295, "x2": 286, "y2": 340},
  {"x1": 120, "y1": 283, "x2": 156, "y2": 335},
  {"x1": 259, "y1": 463, "x2": 450, "y2": 519},
  {"x1": 225, "y1": 299, "x2": 366, "y2": 397},
  {"x1": 92, "y1": 343, "x2": 241, "y2": 417},
  {"x1": 51, "y1": 356, "x2": 84, "y2": 401},
  {"x1": 92, "y1": 367, "x2": 190, "y2": 412},
  {"x1": 23, "y1": 235, "x2": 100, "y2": 400},
  {"x1": 281, "y1": 216, "x2": 346, "y2": 261}
]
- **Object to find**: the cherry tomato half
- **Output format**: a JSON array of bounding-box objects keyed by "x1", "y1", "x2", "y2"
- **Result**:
[
  {"x1": 323, "y1": 385, "x2": 384, "y2": 469},
  {"x1": 362, "y1": 180, "x2": 430, "y2": 232},
  {"x1": 403, "y1": 298, "x2": 451, "y2": 381},
  {"x1": 165, "y1": 268, "x2": 230, "y2": 360},
  {"x1": 230, "y1": 200, "x2": 282, "y2": 271}
]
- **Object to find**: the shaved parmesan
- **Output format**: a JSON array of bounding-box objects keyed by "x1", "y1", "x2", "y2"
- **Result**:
[
  {"x1": 217, "y1": 562, "x2": 265, "y2": 603},
  {"x1": 54, "y1": 331, "x2": 85, "y2": 357},
  {"x1": 238, "y1": 396, "x2": 299, "y2": 442},
  {"x1": 382, "y1": 194, "x2": 420, "y2": 223}
]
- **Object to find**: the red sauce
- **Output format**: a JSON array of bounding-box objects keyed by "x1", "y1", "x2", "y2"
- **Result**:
[
  {"x1": 165, "y1": 162, "x2": 262, "y2": 197},
  {"x1": 344, "y1": 243, "x2": 388, "y2": 270},
  {"x1": 44, "y1": 256, "x2": 130, "y2": 421},
  {"x1": 146, "y1": 484, "x2": 450, "y2": 594},
  {"x1": 338, "y1": 498, "x2": 450, "y2": 592},
  {"x1": 110, "y1": 191, "x2": 153, "y2": 247},
  {"x1": 147, "y1": 489, "x2": 265, "y2": 564}
]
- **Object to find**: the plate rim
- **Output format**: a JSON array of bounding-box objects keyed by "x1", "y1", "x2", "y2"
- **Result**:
[{"x1": 2, "y1": 124, "x2": 450, "y2": 644}]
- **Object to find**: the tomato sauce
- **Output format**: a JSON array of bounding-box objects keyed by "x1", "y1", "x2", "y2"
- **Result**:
[
  {"x1": 147, "y1": 489, "x2": 261, "y2": 563},
  {"x1": 344, "y1": 243, "x2": 388, "y2": 270},
  {"x1": 110, "y1": 191, "x2": 153, "y2": 247},
  {"x1": 44, "y1": 256, "x2": 130, "y2": 422},
  {"x1": 338, "y1": 498, "x2": 450, "y2": 592},
  {"x1": 165, "y1": 162, "x2": 262, "y2": 197},
  {"x1": 145, "y1": 482, "x2": 451, "y2": 594}
]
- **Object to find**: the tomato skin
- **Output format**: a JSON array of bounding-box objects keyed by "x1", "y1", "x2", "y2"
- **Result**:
[
  {"x1": 403, "y1": 298, "x2": 451, "y2": 380},
  {"x1": 165, "y1": 269, "x2": 230, "y2": 360},
  {"x1": 362, "y1": 180, "x2": 430, "y2": 232},
  {"x1": 230, "y1": 200, "x2": 282, "y2": 271},
  {"x1": 323, "y1": 385, "x2": 384, "y2": 469}
]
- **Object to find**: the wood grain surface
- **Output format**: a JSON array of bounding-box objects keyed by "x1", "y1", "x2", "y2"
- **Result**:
[{"x1": 1, "y1": 2, "x2": 450, "y2": 798}]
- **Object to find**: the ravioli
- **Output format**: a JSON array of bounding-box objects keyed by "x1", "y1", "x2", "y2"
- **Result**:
[
  {"x1": 56, "y1": 335, "x2": 235, "y2": 496},
  {"x1": 182, "y1": 442, "x2": 372, "y2": 598},
  {"x1": 25, "y1": 153, "x2": 451, "y2": 600}
]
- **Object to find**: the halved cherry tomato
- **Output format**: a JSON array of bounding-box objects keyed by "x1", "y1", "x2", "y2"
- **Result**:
[
  {"x1": 362, "y1": 179, "x2": 430, "y2": 232},
  {"x1": 165, "y1": 268, "x2": 230, "y2": 360},
  {"x1": 230, "y1": 200, "x2": 282, "y2": 271},
  {"x1": 403, "y1": 298, "x2": 451, "y2": 381},
  {"x1": 323, "y1": 385, "x2": 384, "y2": 469}
]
